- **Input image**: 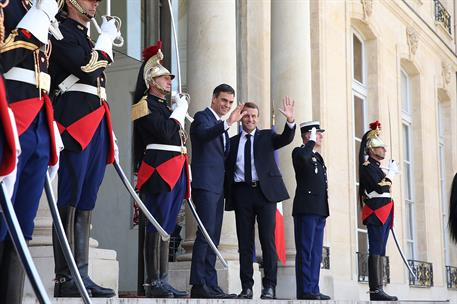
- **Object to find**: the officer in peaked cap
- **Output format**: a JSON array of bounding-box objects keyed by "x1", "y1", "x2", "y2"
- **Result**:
[
  {"x1": 358, "y1": 121, "x2": 398, "y2": 301},
  {"x1": 292, "y1": 121, "x2": 331, "y2": 300}
]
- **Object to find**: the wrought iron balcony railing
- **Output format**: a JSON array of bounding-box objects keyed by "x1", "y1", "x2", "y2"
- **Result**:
[
  {"x1": 321, "y1": 246, "x2": 330, "y2": 269},
  {"x1": 356, "y1": 252, "x2": 390, "y2": 284},
  {"x1": 434, "y1": 0, "x2": 452, "y2": 34},
  {"x1": 446, "y1": 266, "x2": 457, "y2": 289},
  {"x1": 408, "y1": 259, "x2": 433, "y2": 287}
]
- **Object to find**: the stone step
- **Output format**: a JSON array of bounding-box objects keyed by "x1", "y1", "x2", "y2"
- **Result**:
[{"x1": 22, "y1": 298, "x2": 455, "y2": 304}]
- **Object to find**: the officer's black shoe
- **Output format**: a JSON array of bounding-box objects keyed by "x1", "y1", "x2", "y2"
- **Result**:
[
  {"x1": 319, "y1": 293, "x2": 331, "y2": 300},
  {"x1": 190, "y1": 284, "x2": 219, "y2": 298},
  {"x1": 161, "y1": 280, "x2": 188, "y2": 298},
  {"x1": 238, "y1": 288, "x2": 253, "y2": 299},
  {"x1": 260, "y1": 286, "x2": 275, "y2": 299},
  {"x1": 54, "y1": 277, "x2": 92, "y2": 298},
  {"x1": 211, "y1": 285, "x2": 237, "y2": 299},
  {"x1": 298, "y1": 292, "x2": 320, "y2": 300},
  {"x1": 370, "y1": 289, "x2": 398, "y2": 301},
  {"x1": 83, "y1": 277, "x2": 116, "y2": 298},
  {"x1": 145, "y1": 282, "x2": 174, "y2": 298}
]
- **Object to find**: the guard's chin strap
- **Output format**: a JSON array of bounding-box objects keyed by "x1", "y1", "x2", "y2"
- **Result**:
[
  {"x1": 68, "y1": 0, "x2": 95, "y2": 19},
  {"x1": 151, "y1": 79, "x2": 170, "y2": 95}
]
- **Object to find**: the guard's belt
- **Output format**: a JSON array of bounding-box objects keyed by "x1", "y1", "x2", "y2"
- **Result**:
[
  {"x1": 65, "y1": 84, "x2": 107, "y2": 100},
  {"x1": 365, "y1": 190, "x2": 391, "y2": 199},
  {"x1": 4, "y1": 67, "x2": 51, "y2": 92},
  {"x1": 146, "y1": 144, "x2": 187, "y2": 154}
]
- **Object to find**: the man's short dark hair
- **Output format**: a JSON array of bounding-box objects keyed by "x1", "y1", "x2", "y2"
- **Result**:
[
  {"x1": 243, "y1": 102, "x2": 259, "y2": 114},
  {"x1": 213, "y1": 84, "x2": 235, "y2": 98}
]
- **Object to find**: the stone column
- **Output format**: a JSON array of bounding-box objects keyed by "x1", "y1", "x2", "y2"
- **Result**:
[{"x1": 271, "y1": 0, "x2": 312, "y2": 299}]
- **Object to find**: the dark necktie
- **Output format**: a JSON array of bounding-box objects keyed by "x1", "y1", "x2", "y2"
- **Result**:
[
  {"x1": 224, "y1": 130, "x2": 230, "y2": 156},
  {"x1": 244, "y1": 134, "x2": 252, "y2": 183}
]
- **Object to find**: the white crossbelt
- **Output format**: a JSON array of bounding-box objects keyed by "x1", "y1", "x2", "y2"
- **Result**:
[
  {"x1": 4, "y1": 67, "x2": 51, "y2": 92},
  {"x1": 146, "y1": 144, "x2": 187, "y2": 154},
  {"x1": 365, "y1": 190, "x2": 391, "y2": 199},
  {"x1": 65, "y1": 83, "x2": 107, "y2": 100}
]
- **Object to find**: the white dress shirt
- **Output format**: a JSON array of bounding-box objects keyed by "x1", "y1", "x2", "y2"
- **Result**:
[
  {"x1": 234, "y1": 129, "x2": 258, "y2": 182},
  {"x1": 208, "y1": 107, "x2": 229, "y2": 149}
]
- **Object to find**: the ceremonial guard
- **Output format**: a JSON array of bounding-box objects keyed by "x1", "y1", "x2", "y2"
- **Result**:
[
  {"x1": 49, "y1": 0, "x2": 119, "y2": 298},
  {"x1": 132, "y1": 41, "x2": 189, "y2": 298},
  {"x1": 359, "y1": 121, "x2": 399, "y2": 301},
  {"x1": 0, "y1": 0, "x2": 62, "y2": 303},
  {"x1": 292, "y1": 121, "x2": 330, "y2": 300}
]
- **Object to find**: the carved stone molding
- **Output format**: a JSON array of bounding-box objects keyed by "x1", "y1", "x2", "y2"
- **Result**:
[
  {"x1": 406, "y1": 27, "x2": 418, "y2": 59},
  {"x1": 441, "y1": 62, "x2": 452, "y2": 89},
  {"x1": 361, "y1": 0, "x2": 373, "y2": 19}
]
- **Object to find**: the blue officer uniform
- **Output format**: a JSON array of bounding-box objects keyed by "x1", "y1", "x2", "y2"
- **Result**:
[
  {"x1": 48, "y1": 14, "x2": 116, "y2": 298},
  {"x1": 292, "y1": 125, "x2": 329, "y2": 300}
]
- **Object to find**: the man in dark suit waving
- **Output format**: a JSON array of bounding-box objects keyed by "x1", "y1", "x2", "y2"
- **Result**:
[
  {"x1": 225, "y1": 98, "x2": 296, "y2": 299},
  {"x1": 292, "y1": 121, "x2": 330, "y2": 300},
  {"x1": 189, "y1": 84, "x2": 245, "y2": 298}
]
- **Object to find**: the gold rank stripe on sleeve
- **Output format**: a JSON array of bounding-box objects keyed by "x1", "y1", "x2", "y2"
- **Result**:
[
  {"x1": 377, "y1": 179, "x2": 392, "y2": 187},
  {"x1": 131, "y1": 96, "x2": 150, "y2": 121},
  {"x1": 0, "y1": 30, "x2": 39, "y2": 53},
  {"x1": 81, "y1": 50, "x2": 108, "y2": 73}
]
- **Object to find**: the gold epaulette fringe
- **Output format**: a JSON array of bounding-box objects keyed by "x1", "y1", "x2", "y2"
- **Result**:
[
  {"x1": 377, "y1": 179, "x2": 392, "y2": 187},
  {"x1": 131, "y1": 96, "x2": 150, "y2": 121}
]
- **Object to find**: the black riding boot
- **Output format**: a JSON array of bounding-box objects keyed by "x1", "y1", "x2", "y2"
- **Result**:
[
  {"x1": 159, "y1": 238, "x2": 188, "y2": 298},
  {"x1": 368, "y1": 255, "x2": 398, "y2": 301},
  {"x1": 75, "y1": 209, "x2": 115, "y2": 298},
  {"x1": 144, "y1": 231, "x2": 173, "y2": 298},
  {"x1": 53, "y1": 206, "x2": 90, "y2": 297},
  {"x1": 0, "y1": 240, "x2": 26, "y2": 304}
]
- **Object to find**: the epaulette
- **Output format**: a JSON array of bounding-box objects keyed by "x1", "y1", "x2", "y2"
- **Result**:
[{"x1": 131, "y1": 95, "x2": 150, "y2": 121}]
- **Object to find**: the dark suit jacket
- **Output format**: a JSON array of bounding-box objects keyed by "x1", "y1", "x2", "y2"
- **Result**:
[
  {"x1": 291, "y1": 141, "x2": 329, "y2": 217},
  {"x1": 190, "y1": 107, "x2": 227, "y2": 194},
  {"x1": 225, "y1": 123, "x2": 296, "y2": 210}
]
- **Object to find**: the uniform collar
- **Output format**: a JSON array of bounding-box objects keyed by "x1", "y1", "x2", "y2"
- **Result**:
[
  {"x1": 368, "y1": 156, "x2": 381, "y2": 167},
  {"x1": 66, "y1": 18, "x2": 89, "y2": 35},
  {"x1": 148, "y1": 93, "x2": 167, "y2": 104}
]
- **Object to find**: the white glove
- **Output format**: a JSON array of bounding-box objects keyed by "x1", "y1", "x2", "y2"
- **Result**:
[
  {"x1": 309, "y1": 127, "x2": 317, "y2": 142},
  {"x1": 47, "y1": 121, "x2": 64, "y2": 182},
  {"x1": 17, "y1": 0, "x2": 59, "y2": 44},
  {"x1": 385, "y1": 159, "x2": 400, "y2": 180},
  {"x1": 94, "y1": 17, "x2": 119, "y2": 61},
  {"x1": 169, "y1": 94, "x2": 189, "y2": 127},
  {"x1": 113, "y1": 131, "x2": 120, "y2": 164},
  {"x1": 1, "y1": 109, "x2": 22, "y2": 198}
]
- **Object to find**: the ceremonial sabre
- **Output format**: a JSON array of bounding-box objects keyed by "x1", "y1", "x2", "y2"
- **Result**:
[
  {"x1": 386, "y1": 99, "x2": 417, "y2": 280},
  {"x1": 112, "y1": 161, "x2": 170, "y2": 241},
  {"x1": 167, "y1": 0, "x2": 227, "y2": 268},
  {"x1": 0, "y1": 182, "x2": 51, "y2": 304},
  {"x1": 36, "y1": 0, "x2": 63, "y2": 40},
  {"x1": 44, "y1": 174, "x2": 92, "y2": 304}
]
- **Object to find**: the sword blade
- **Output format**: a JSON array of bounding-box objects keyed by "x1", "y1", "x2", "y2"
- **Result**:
[
  {"x1": 391, "y1": 227, "x2": 417, "y2": 280},
  {"x1": 186, "y1": 197, "x2": 228, "y2": 268},
  {"x1": 112, "y1": 162, "x2": 170, "y2": 241},
  {"x1": 44, "y1": 174, "x2": 92, "y2": 303},
  {"x1": 0, "y1": 182, "x2": 51, "y2": 304}
]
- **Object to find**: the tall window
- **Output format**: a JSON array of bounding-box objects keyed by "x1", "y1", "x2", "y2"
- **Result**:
[
  {"x1": 353, "y1": 32, "x2": 368, "y2": 253},
  {"x1": 438, "y1": 102, "x2": 450, "y2": 265},
  {"x1": 401, "y1": 69, "x2": 417, "y2": 259}
]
